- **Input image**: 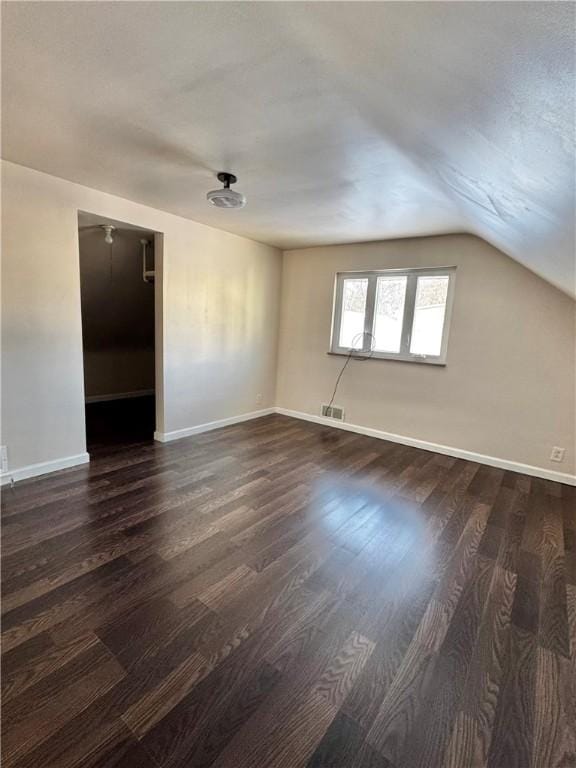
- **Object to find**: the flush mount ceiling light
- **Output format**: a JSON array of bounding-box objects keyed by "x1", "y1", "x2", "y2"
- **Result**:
[{"x1": 206, "y1": 172, "x2": 246, "y2": 209}]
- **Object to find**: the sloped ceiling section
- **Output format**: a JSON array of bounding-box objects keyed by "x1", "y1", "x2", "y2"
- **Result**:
[{"x1": 2, "y1": 2, "x2": 574, "y2": 295}]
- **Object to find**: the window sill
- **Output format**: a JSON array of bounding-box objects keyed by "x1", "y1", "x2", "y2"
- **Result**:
[{"x1": 326, "y1": 351, "x2": 447, "y2": 366}]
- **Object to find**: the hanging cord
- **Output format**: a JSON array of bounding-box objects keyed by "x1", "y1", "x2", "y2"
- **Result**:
[
  {"x1": 327, "y1": 332, "x2": 375, "y2": 411},
  {"x1": 327, "y1": 352, "x2": 353, "y2": 412}
]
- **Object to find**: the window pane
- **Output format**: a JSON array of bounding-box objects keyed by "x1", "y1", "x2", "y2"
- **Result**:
[
  {"x1": 410, "y1": 276, "x2": 450, "y2": 356},
  {"x1": 339, "y1": 278, "x2": 368, "y2": 349},
  {"x1": 373, "y1": 276, "x2": 407, "y2": 353}
]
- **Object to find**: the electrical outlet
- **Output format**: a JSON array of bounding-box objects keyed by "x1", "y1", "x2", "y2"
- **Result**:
[
  {"x1": 1, "y1": 446, "x2": 8, "y2": 473},
  {"x1": 550, "y1": 446, "x2": 565, "y2": 463},
  {"x1": 256, "y1": 393, "x2": 263, "y2": 405}
]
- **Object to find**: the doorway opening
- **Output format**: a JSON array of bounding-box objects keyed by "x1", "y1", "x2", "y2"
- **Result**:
[{"x1": 78, "y1": 212, "x2": 162, "y2": 452}]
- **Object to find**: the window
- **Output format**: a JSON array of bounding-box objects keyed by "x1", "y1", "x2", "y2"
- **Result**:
[{"x1": 330, "y1": 267, "x2": 456, "y2": 364}]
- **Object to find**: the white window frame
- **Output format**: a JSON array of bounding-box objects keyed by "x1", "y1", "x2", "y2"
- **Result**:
[{"x1": 330, "y1": 266, "x2": 456, "y2": 365}]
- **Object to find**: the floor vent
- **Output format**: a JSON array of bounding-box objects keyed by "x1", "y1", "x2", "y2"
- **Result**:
[{"x1": 321, "y1": 404, "x2": 345, "y2": 421}]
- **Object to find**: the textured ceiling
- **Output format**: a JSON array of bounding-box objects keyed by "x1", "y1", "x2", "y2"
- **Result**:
[{"x1": 2, "y1": 2, "x2": 575, "y2": 295}]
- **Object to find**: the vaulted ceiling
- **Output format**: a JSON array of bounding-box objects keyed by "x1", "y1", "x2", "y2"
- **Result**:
[{"x1": 2, "y1": 2, "x2": 574, "y2": 295}]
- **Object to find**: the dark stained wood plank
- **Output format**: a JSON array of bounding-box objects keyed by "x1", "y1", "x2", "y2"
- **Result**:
[
  {"x1": 486, "y1": 623, "x2": 537, "y2": 768},
  {"x1": 140, "y1": 644, "x2": 282, "y2": 767},
  {"x1": 444, "y1": 563, "x2": 517, "y2": 767},
  {"x1": 8, "y1": 695, "x2": 137, "y2": 768},
  {"x1": 306, "y1": 713, "x2": 392, "y2": 768},
  {"x1": 263, "y1": 587, "x2": 335, "y2": 673},
  {"x1": 399, "y1": 555, "x2": 495, "y2": 768},
  {"x1": 2, "y1": 556, "x2": 137, "y2": 651},
  {"x1": 496, "y1": 491, "x2": 528, "y2": 573},
  {"x1": 89, "y1": 737, "x2": 159, "y2": 768},
  {"x1": 1, "y1": 413, "x2": 573, "y2": 768},
  {"x1": 467, "y1": 465, "x2": 505, "y2": 504},
  {"x1": 97, "y1": 595, "x2": 213, "y2": 671},
  {"x1": 342, "y1": 582, "x2": 436, "y2": 733},
  {"x1": 1, "y1": 631, "x2": 100, "y2": 704},
  {"x1": 314, "y1": 631, "x2": 375, "y2": 707},
  {"x1": 532, "y1": 647, "x2": 576, "y2": 768},
  {"x1": 2, "y1": 640, "x2": 125, "y2": 766},
  {"x1": 567, "y1": 581, "x2": 576, "y2": 736},
  {"x1": 122, "y1": 649, "x2": 213, "y2": 737},
  {"x1": 539, "y1": 552, "x2": 571, "y2": 658},
  {"x1": 365, "y1": 637, "x2": 437, "y2": 766},
  {"x1": 207, "y1": 627, "x2": 374, "y2": 768}
]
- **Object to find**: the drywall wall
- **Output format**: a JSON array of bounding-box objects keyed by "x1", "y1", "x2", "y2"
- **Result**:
[
  {"x1": 276, "y1": 235, "x2": 576, "y2": 476},
  {"x1": 1, "y1": 161, "x2": 281, "y2": 474},
  {"x1": 79, "y1": 227, "x2": 155, "y2": 398}
]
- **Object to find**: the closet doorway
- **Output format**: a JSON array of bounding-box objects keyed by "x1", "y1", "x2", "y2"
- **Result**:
[{"x1": 78, "y1": 212, "x2": 163, "y2": 452}]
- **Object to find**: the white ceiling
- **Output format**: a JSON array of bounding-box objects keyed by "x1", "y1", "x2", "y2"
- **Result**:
[{"x1": 2, "y1": 2, "x2": 574, "y2": 295}]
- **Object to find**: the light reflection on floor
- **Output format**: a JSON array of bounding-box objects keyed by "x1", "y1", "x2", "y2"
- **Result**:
[{"x1": 310, "y1": 474, "x2": 434, "y2": 598}]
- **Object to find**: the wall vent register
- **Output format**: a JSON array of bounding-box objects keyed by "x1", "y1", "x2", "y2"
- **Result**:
[{"x1": 321, "y1": 404, "x2": 345, "y2": 420}]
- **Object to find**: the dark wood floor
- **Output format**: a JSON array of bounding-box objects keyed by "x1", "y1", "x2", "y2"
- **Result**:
[{"x1": 2, "y1": 414, "x2": 575, "y2": 768}]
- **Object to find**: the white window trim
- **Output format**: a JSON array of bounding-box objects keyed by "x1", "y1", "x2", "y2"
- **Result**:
[{"x1": 330, "y1": 266, "x2": 457, "y2": 365}]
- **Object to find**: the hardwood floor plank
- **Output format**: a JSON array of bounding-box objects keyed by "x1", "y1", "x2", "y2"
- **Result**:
[
  {"x1": 511, "y1": 550, "x2": 541, "y2": 635},
  {"x1": 343, "y1": 584, "x2": 435, "y2": 732},
  {"x1": 444, "y1": 563, "x2": 517, "y2": 767},
  {"x1": 399, "y1": 555, "x2": 495, "y2": 768},
  {"x1": 140, "y1": 643, "x2": 281, "y2": 768},
  {"x1": 486, "y1": 623, "x2": 537, "y2": 768},
  {"x1": 263, "y1": 587, "x2": 335, "y2": 673},
  {"x1": 1, "y1": 630, "x2": 100, "y2": 704},
  {"x1": 2, "y1": 640, "x2": 125, "y2": 766},
  {"x1": 1, "y1": 414, "x2": 573, "y2": 768},
  {"x1": 539, "y1": 552, "x2": 570, "y2": 658},
  {"x1": 2, "y1": 556, "x2": 137, "y2": 652},
  {"x1": 89, "y1": 737, "x2": 159, "y2": 768},
  {"x1": 208, "y1": 624, "x2": 374, "y2": 768},
  {"x1": 314, "y1": 631, "x2": 375, "y2": 707},
  {"x1": 9, "y1": 696, "x2": 137, "y2": 768},
  {"x1": 97, "y1": 595, "x2": 212, "y2": 670},
  {"x1": 365, "y1": 638, "x2": 437, "y2": 765},
  {"x1": 306, "y1": 713, "x2": 392, "y2": 768},
  {"x1": 532, "y1": 647, "x2": 576, "y2": 768},
  {"x1": 121, "y1": 650, "x2": 213, "y2": 737}
]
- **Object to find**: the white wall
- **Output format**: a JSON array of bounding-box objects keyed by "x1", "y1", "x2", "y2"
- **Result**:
[
  {"x1": 1, "y1": 161, "x2": 281, "y2": 473},
  {"x1": 276, "y1": 236, "x2": 576, "y2": 477}
]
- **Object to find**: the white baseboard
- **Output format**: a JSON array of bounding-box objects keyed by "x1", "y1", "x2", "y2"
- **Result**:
[
  {"x1": 0, "y1": 452, "x2": 90, "y2": 486},
  {"x1": 154, "y1": 408, "x2": 276, "y2": 443},
  {"x1": 275, "y1": 407, "x2": 576, "y2": 487},
  {"x1": 85, "y1": 389, "x2": 155, "y2": 404}
]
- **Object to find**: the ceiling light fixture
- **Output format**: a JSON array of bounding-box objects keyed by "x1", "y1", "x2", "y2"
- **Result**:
[
  {"x1": 100, "y1": 224, "x2": 115, "y2": 244},
  {"x1": 206, "y1": 172, "x2": 246, "y2": 209}
]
